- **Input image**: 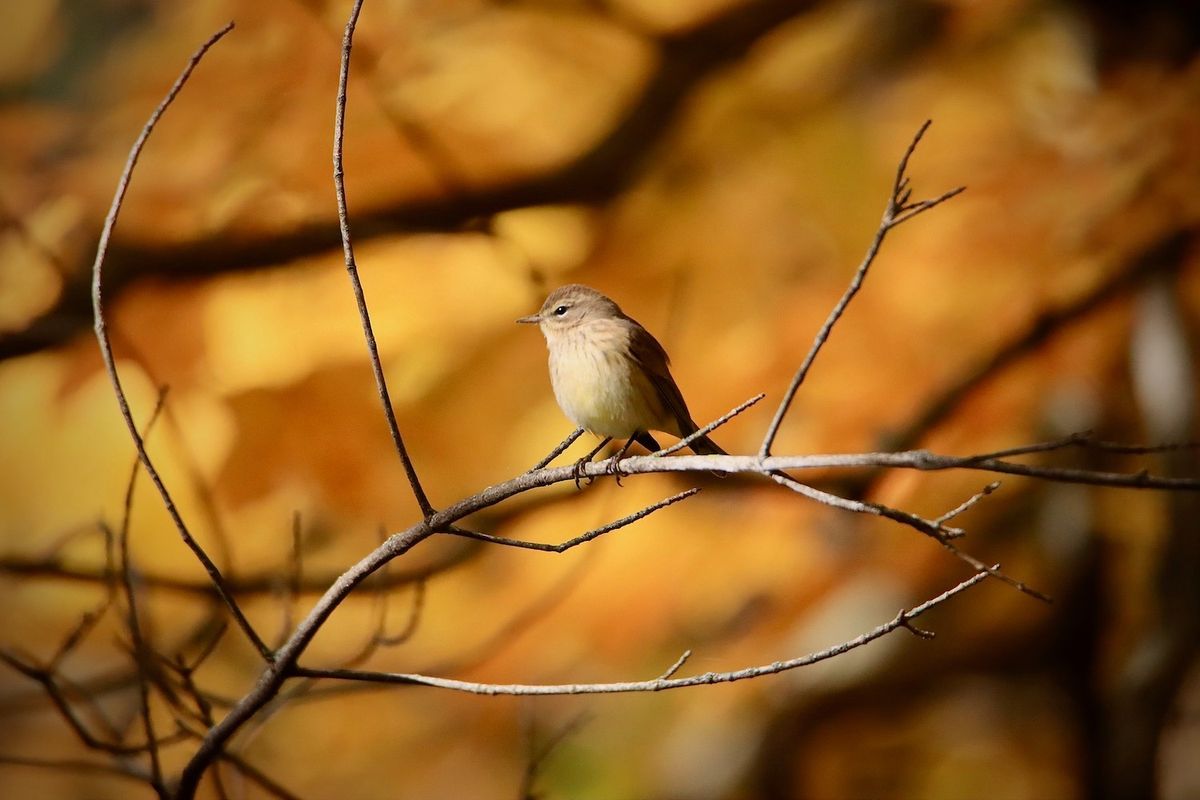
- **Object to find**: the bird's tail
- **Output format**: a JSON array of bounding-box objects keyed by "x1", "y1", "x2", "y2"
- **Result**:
[{"x1": 679, "y1": 424, "x2": 727, "y2": 456}]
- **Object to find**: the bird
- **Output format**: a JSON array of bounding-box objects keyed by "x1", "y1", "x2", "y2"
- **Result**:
[{"x1": 517, "y1": 284, "x2": 727, "y2": 463}]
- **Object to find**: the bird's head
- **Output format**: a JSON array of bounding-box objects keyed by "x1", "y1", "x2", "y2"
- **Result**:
[{"x1": 516, "y1": 284, "x2": 624, "y2": 338}]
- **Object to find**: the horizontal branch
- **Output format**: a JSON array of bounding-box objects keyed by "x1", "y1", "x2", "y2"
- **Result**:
[
  {"x1": 566, "y1": 448, "x2": 1200, "y2": 491},
  {"x1": 291, "y1": 570, "x2": 992, "y2": 695}
]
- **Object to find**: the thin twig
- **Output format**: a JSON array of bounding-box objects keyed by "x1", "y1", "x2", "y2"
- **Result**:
[
  {"x1": 767, "y1": 471, "x2": 964, "y2": 539},
  {"x1": 158, "y1": 619, "x2": 228, "y2": 732},
  {"x1": 760, "y1": 120, "x2": 965, "y2": 457},
  {"x1": 0, "y1": 650, "x2": 188, "y2": 756},
  {"x1": 276, "y1": 512, "x2": 304, "y2": 649},
  {"x1": 657, "y1": 650, "x2": 692, "y2": 680},
  {"x1": 180, "y1": 620, "x2": 229, "y2": 675},
  {"x1": 529, "y1": 427, "x2": 586, "y2": 471},
  {"x1": 934, "y1": 481, "x2": 1001, "y2": 525},
  {"x1": 333, "y1": 0, "x2": 433, "y2": 518},
  {"x1": 441, "y1": 488, "x2": 701, "y2": 553},
  {"x1": 87, "y1": 20, "x2": 270, "y2": 660},
  {"x1": 763, "y1": 472, "x2": 1047, "y2": 601},
  {"x1": 344, "y1": 579, "x2": 426, "y2": 668},
  {"x1": 115, "y1": 388, "x2": 169, "y2": 798},
  {"x1": 653, "y1": 393, "x2": 765, "y2": 457},
  {"x1": 939, "y1": 542, "x2": 1051, "y2": 602},
  {"x1": 49, "y1": 527, "x2": 117, "y2": 670},
  {"x1": 376, "y1": 580, "x2": 427, "y2": 647}
]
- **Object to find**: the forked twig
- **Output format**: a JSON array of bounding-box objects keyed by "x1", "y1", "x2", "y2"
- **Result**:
[{"x1": 760, "y1": 120, "x2": 965, "y2": 456}]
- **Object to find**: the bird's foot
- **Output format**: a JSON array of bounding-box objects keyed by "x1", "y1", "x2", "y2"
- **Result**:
[
  {"x1": 604, "y1": 437, "x2": 639, "y2": 486},
  {"x1": 572, "y1": 455, "x2": 595, "y2": 489},
  {"x1": 571, "y1": 436, "x2": 612, "y2": 489},
  {"x1": 604, "y1": 453, "x2": 628, "y2": 486}
]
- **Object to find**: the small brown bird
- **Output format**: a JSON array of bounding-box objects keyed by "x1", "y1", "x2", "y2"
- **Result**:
[{"x1": 517, "y1": 284, "x2": 726, "y2": 456}]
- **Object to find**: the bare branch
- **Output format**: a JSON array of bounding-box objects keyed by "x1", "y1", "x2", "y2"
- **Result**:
[
  {"x1": 180, "y1": 621, "x2": 229, "y2": 675},
  {"x1": 653, "y1": 393, "x2": 765, "y2": 457},
  {"x1": 938, "y1": 541, "x2": 1051, "y2": 603},
  {"x1": 372, "y1": 580, "x2": 426, "y2": 649},
  {"x1": 333, "y1": 0, "x2": 433, "y2": 518},
  {"x1": 441, "y1": 488, "x2": 701, "y2": 553},
  {"x1": 767, "y1": 471, "x2": 966, "y2": 541},
  {"x1": 529, "y1": 427, "x2": 585, "y2": 471},
  {"x1": 342, "y1": 576, "x2": 426, "y2": 669},
  {"x1": 275, "y1": 513, "x2": 305, "y2": 649},
  {"x1": 934, "y1": 481, "x2": 1002, "y2": 525},
  {"x1": 550, "y1": 450, "x2": 1200, "y2": 492},
  {"x1": 765, "y1": 473, "x2": 1046, "y2": 601},
  {"x1": 163, "y1": 416, "x2": 1195, "y2": 793},
  {"x1": 0, "y1": 650, "x2": 188, "y2": 757},
  {"x1": 291, "y1": 571, "x2": 993, "y2": 695},
  {"x1": 114, "y1": 390, "x2": 169, "y2": 797},
  {"x1": 87, "y1": 20, "x2": 270, "y2": 660},
  {"x1": 176, "y1": 523, "x2": 439, "y2": 796},
  {"x1": 760, "y1": 120, "x2": 965, "y2": 457},
  {"x1": 657, "y1": 650, "x2": 693, "y2": 680},
  {"x1": 966, "y1": 432, "x2": 1200, "y2": 461},
  {"x1": 49, "y1": 527, "x2": 117, "y2": 670}
]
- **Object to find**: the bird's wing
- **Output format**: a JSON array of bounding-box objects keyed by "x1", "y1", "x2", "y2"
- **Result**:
[{"x1": 626, "y1": 322, "x2": 697, "y2": 437}]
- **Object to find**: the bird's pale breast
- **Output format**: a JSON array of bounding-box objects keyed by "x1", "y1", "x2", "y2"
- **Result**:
[{"x1": 547, "y1": 322, "x2": 666, "y2": 438}]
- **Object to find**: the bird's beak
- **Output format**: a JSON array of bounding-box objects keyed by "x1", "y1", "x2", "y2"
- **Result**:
[{"x1": 516, "y1": 313, "x2": 541, "y2": 325}]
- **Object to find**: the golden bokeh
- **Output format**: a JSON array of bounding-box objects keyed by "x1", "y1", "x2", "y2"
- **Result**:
[{"x1": 1, "y1": 1, "x2": 1198, "y2": 798}]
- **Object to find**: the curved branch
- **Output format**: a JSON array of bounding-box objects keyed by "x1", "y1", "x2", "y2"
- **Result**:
[
  {"x1": 292, "y1": 570, "x2": 992, "y2": 695},
  {"x1": 333, "y1": 0, "x2": 433, "y2": 516},
  {"x1": 87, "y1": 21, "x2": 270, "y2": 661}
]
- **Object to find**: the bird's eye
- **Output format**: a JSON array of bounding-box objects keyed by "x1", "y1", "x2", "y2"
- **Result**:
[{"x1": 553, "y1": 305, "x2": 569, "y2": 316}]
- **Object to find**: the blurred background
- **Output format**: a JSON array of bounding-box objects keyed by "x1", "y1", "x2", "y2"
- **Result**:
[{"x1": 1, "y1": 0, "x2": 1199, "y2": 798}]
